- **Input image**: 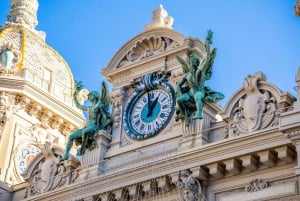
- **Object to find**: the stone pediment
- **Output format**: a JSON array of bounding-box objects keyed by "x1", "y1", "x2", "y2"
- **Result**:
[
  {"x1": 221, "y1": 71, "x2": 295, "y2": 137},
  {"x1": 103, "y1": 28, "x2": 185, "y2": 73}
]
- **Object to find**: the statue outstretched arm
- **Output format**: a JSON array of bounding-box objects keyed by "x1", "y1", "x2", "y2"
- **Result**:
[{"x1": 74, "y1": 81, "x2": 89, "y2": 111}]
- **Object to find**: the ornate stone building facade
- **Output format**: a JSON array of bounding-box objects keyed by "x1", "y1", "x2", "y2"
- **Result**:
[{"x1": 1, "y1": 1, "x2": 300, "y2": 201}]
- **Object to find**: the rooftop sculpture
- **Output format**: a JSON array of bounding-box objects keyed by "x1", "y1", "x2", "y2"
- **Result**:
[
  {"x1": 175, "y1": 30, "x2": 224, "y2": 126},
  {"x1": 61, "y1": 81, "x2": 112, "y2": 160}
]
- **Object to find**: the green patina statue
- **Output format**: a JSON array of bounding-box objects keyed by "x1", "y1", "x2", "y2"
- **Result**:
[
  {"x1": 61, "y1": 81, "x2": 112, "y2": 161},
  {"x1": 175, "y1": 30, "x2": 224, "y2": 126}
]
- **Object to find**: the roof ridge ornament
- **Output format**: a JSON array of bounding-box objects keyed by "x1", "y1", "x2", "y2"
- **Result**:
[{"x1": 144, "y1": 4, "x2": 174, "y2": 31}]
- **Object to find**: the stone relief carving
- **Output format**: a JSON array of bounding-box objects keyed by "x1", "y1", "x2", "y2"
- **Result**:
[
  {"x1": 245, "y1": 179, "x2": 269, "y2": 192},
  {"x1": 177, "y1": 169, "x2": 203, "y2": 201},
  {"x1": 226, "y1": 72, "x2": 279, "y2": 137},
  {"x1": 118, "y1": 36, "x2": 179, "y2": 67},
  {"x1": 24, "y1": 142, "x2": 79, "y2": 198}
]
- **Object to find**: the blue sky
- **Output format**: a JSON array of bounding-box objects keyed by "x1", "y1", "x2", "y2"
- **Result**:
[{"x1": 0, "y1": 0, "x2": 299, "y2": 106}]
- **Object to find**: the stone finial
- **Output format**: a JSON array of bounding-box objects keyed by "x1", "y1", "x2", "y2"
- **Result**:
[
  {"x1": 6, "y1": 0, "x2": 39, "y2": 30},
  {"x1": 144, "y1": 4, "x2": 174, "y2": 31}
]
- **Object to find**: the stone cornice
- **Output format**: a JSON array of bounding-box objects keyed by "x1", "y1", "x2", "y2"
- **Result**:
[
  {"x1": 24, "y1": 128, "x2": 293, "y2": 200},
  {"x1": 0, "y1": 76, "x2": 84, "y2": 127}
]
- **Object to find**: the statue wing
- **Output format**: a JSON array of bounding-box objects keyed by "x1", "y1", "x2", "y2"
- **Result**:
[
  {"x1": 176, "y1": 55, "x2": 190, "y2": 73},
  {"x1": 100, "y1": 81, "x2": 111, "y2": 109},
  {"x1": 201, "y1": 47, "x2": 216, "y2": 81}
]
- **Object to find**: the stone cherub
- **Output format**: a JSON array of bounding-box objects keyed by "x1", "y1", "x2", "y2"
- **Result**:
[
  {"x1": 61, "y1": 81, "x2": 112, "y2": 160},
  {"x1": 175, "y1": 30, "x2": 224, "y2": 126}
]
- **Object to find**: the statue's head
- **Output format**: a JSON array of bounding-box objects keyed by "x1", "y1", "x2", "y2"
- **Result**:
[
  {"x1": 88, "y1": 91, "x2": 100, "y2": 101},
  {"x1": 188, "y1": 53, "x2": 200, "y2": 68}
]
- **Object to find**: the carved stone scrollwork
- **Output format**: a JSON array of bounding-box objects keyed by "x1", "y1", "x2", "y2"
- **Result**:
[
  {"x1": 23, "y1": 142, "x2": 80, "y2": 198},
  {"x1": 40, "y1": 110, "x2": 52, "y2": 128},
  {"x1": 150, "y1": 179, "x2": 159, "y2": 195},
  {"x1": 29, "y1": 102, "x2": 42, "y2": 116},
  {"x1": 92, "y1": 194, "x2": 102, "y2": 201},
  {"x1": 226, "y1": 72, "x2": 279, "y2": 137},
  {"x1": 245, "y1": 179, "x2": 269, "y2": 192},
  {"x1": 107, "y1": 192, "x2": 117, "y2": 201},
  {"x1": 135, "y1": 184, "x2": 145, "y2": 200},
  {"x1": 120, "y1": 188, "x2": 130, "y2": 201},
  {"x1": 177, "y1": 169, "x2": 202, "y2": 201}
]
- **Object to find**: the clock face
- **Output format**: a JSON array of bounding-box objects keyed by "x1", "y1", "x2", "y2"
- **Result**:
[{"x1": 124, "y1": 82, "x2": 175, "y2": 140}]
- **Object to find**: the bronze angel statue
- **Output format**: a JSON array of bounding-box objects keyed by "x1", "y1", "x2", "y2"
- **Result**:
[
  {"x1": 61, "y1": 81, "x2": 112, "y2": 161},
  {"x1": 175, "y1": 30, "x2": 224, "y2": 126}
]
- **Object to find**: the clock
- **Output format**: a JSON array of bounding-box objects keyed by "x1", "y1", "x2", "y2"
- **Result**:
[{"x1": 124, "y1": 73, "x2": 175, "y2": 140}]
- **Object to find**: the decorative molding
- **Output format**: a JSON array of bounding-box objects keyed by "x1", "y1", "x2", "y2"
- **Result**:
[
  {"x1": 0, "y1": 92, "x2": 77, "y2": 137},
  {"x1": 245, "y1": 179, "x2": 269, "y2": 192},
  {"x1": 284, "y1": 128, "x2": 300, "y2": 141}
]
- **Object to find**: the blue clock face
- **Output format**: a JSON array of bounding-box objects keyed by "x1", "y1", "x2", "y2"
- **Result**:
[{"x1": 124, "y1": 82, "x2": 175, "y2": 140}]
